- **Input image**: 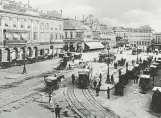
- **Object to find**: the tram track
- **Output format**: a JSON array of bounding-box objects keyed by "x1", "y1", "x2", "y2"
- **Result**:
[
  {"x1": 65, "y1": 62, "x2": 120, "y2": 118},
  {"x1": 66, "y1": 85, "x2": 95, "y2": 118},
  {"x1": 0, "y1": 69, "x2": 76, "y2": 109}
]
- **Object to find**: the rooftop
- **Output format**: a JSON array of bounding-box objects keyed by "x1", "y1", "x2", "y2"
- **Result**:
[
  {"x1": 63, "y1": 18, "x2": 84, "y2": 29},
  {"x1": 0, "y1": 0, "x2": 62, "y2": 19}
]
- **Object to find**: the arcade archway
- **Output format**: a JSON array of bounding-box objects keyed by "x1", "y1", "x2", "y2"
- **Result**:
[
  {"x1": 27, "y1": 47, "x2": 32, "y2": 57},
  {"x1": 4, "y1": 48, "x2": 10, "y2": 62},
  {"x1": 33, "y1": 47, "x2": 38, "y2": 57}
]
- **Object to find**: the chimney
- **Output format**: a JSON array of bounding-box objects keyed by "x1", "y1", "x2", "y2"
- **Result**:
[
  {"x1": 28, "y1": 0, "x2": 30, "y2": 7},
  {"x1": 83, "y1": 15, "x2": 84, "y2": 23},
  {"x1": 60, "y1": 10, "x2": 62, "y2": 16},
  {"x1": 75, "y1": 16, "x2": 76, "y2": 20}
]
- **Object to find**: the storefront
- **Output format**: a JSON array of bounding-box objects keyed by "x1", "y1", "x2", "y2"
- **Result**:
[{"x1": 84, "y1": 41, "x2": 104, "y2": 51}]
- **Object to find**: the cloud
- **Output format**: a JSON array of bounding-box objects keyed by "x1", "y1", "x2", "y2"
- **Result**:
[{"x1": 18, "y1": 0, "x2": 161, "y2": 32}]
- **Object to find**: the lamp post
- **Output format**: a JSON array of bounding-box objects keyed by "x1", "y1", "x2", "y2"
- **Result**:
[
  {"x1": 106, "y1": 45, "x2": 111, "y2": 83},
  {"x1": 136, "y1": 46, "x2": 139, "y2": 64}
]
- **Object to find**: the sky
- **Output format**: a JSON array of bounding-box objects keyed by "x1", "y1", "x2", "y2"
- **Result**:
[{"x1": 18, "y1": 0, "x2": 161, "y2": 32}]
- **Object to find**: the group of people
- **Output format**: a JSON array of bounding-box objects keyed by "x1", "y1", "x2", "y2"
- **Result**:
[{"x1": 93, "y1": 73, "x2": 114, "y2": 99}]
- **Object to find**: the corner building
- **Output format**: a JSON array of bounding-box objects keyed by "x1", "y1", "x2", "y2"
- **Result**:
[{"x1": 0, "y1": 0, "x2": 64, "y2": 62}]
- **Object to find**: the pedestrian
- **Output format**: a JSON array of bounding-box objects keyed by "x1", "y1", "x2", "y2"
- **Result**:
[
  {"x1": 49, "y1": 92, "x2": 52, "y2": 105},
  {"x1": 153, "y1": 76, "x2": 155, "y2": 85},
  {"x1": 119, "y1": 69, "x2": 121, "y2": 77},
  {"x1": 98, "y1": 81, "x2": 102, "y2": 87},
  {"x1": 136, "y1": 75, "x2": 139, "y2": 83},
  {"x1": 126, "y1": 68, "x2": 128, "y2": 73},
  {"x1": 126, "y1": 62, "x2": 128, "y2": 69},
  {"x1": 155, "y1": 57, "x2": 157, "y2": 62},
  {"x1": 139, "y1": 57, "x2": 141, "y2": 63},
  {"x1": 69, "y1": 63, "x2": 71, "y2": 70},
  {"x1": 116, "y1": 62, "x2": 118, "y2": 69},
  {"x1": 55, "y1": 104, "x2": 61, "y2": 118},
  {"x1": 93, "y1": 80, "x2": 97, "y2": 89},
  {"x1": 72, "y1": 74, "x2": 75, "y2": 84},
  {"x1": 99, "y1": 73, "x2": 102, "y2": 82},
  {"x1": 107, "y1": 87, "x2": 110, "y2": 99},
  {"x1": 134, "y1": 76, "x2": 136, "y2": 83},
  {"x1": 111, "y1": 74, "x2": 114, "y2": 85},
  {"x1": 96, "y1": 86, "x2": 100, "y2": 96}
]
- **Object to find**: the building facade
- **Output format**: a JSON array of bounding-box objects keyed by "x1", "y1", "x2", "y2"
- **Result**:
[
  {"x1": 154, "y1": 33, "x2": 161, "y2": 43},
  {"x1": 113, "y1": 27, "x2": 128, "y2": 47},
  {"x1": 100, "y1": 25, "x2": 116, "y2": 48},
  {"x1": 83, "y1": 15, "x2": 116, "y2": 49},
  {"x1": 63, "y1": 18, "x2": 104, "y2": 52},
  {"x1": 0, "y1": 0, "x2": 64, "y2": 62},
  {"x1": 127, "y1": 25, "x2": 153, "y2": 50}
]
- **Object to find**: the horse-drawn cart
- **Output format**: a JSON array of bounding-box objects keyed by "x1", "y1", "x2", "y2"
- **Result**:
[
  {"x1": 44, "y1": 74, "x2": 64, "y2": 92},
  {"x1": 115, "y1": 83, "x2": 125, "y2": 96},
  {"x1": 152, "y1": 87, "x2": 161, "y2": 112},
  {"x1": 139, "y1": 75, "x2": 152, "y2": 90}
]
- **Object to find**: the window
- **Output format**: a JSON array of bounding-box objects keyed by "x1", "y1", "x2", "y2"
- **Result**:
[
  {"x1": 40, "y1": 49, "x2": 44, "y2": 55},
  {"x1": 40, "y1": 23, "x2": 44, "y2": 30},
  {"x1": 55, "y1": 33, "x2": 57, "y2": 40},
  {"x1": 59, "y1": 25, "x2": 62, "y2": 31},
  {"x1": 65, "y1": 32, "x2": 67, "y2": 39},
  {"x1": 46, "y1": 23, "x2": 49, "y2": 30},
  {"x1": 144, "y1": 41, "x2": 146, "y2": 45},
  {"x1": 142, "y1": 41, "x2": 144, "y2": 46},
  {"x1": 70, "y1": 32, "x2": 73, "y2": 39},
  {"x1": 50, "y1": 34, "x2": 53, "y2": 41},
  {"x1": 60, "y1": 34, "x2": 61, "y2": 39},
  {"x1": 33, "y1": 33, "x2": 37, "y2": 40},
  {"x1": 28, "y1": 33, "x2": 30, "y2": 40}
]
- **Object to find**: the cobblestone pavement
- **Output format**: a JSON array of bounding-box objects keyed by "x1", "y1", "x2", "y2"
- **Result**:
[{"x1": 1, "y1": 50, "x2": 161, "y2": 118}]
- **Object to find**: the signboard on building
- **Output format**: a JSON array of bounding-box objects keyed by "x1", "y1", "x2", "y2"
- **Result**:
[{"x1": 2, "y1": 1, "x2": 27, "y2": 13}]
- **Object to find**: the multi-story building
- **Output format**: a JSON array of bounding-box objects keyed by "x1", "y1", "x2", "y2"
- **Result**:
[
  {"x1": 127, "y1": 25, "x2": 153, "y2": 50},
  {"x1": 154, "y1": 33, "x2": 161, "y2": 43},
  {"x1": 150, "y1": 32, "x2": 161, "y2": 50},
  {"x1": 63, "y1": 18, "x2": 104, "y2": 52},
  {"x1": 100, "y1": 25, "x2": 116, "y2": 48},
  {"x1": 83, "y1": 15, "x2": 115, "y2": 49},
  {"x1": 0, "y1": 0, "x2": 64, "y2": 62},
  {"x1": 63, "y1": 18, "x2": 84, "y2": 52},
  {"x1": 113, "y1": 27, "x2": 128, "y2": 47}
]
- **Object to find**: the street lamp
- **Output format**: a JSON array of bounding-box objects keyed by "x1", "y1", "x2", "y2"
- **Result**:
[
  {"x1": 22, "y1": 47, "x2": 27, "y2": 74},
  {"x1": 136, "y1": 46, "x2": 139, "y2": 64},
  {"x1": 106, "y1": 45, "x2": 111, "y2": 83}
]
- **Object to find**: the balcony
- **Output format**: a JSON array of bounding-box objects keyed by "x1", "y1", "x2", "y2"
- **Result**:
[{"x1": 4, "y1": 40, "x2": 27, "y2": 44}]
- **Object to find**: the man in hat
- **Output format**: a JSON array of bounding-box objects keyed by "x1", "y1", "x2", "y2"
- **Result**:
[
  {"x1": 107, "y1": 87, "x2": 110, "y2": 99},
  {"x1": 72, "y1": 74, "x2": 75, "y2": 85},
  {"x1": 93, "y1": 80, "x2": 97, "y2": 89},
  {"x1": 119, "y1": 69, "x2": 121, "y2": 77},
  {"x1": 55, "y1": 104, "x2": 61, "y2": 118},
  {"x1": 99, "y1": 73, "x2": 102, "y2": 82},
  {"x1": 111, "y1": 74, "x2": 114, "y2": 85},
  {"x1": 96, "y1": 86, "x2": 100, "y2": 96}
]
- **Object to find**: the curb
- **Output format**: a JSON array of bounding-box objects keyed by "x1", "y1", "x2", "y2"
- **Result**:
[{"x1": 91, "y1": 65, "x2": 126, "y2": 91}]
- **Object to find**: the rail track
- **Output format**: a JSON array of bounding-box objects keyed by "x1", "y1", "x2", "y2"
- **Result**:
[
  {"x1": 0, "y1": 69, "x2": 76, "y2": 109},
  {"x1": 65, "y1": 62, "x2": 120, "y2": 118}
]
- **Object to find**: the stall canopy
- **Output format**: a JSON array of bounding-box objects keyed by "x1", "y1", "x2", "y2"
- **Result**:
[
  {"x1": 85, "y1": 42, "x2": 104, "y2": 49},
  {"x1": 13, "y1": 33, "x2": 19, "y2": 39},
  {"x1": 21, "y1": 33, "x2": 27, "y2": 39},
  {"x1": 5, "y1": 32, "x2": 12, "y2": 39}
]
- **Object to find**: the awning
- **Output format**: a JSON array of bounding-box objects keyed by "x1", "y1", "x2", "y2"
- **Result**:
[
  {"x1": 21, "y1": 33, "x2": 27, "y2": 39},
  {"x1": 85, "y1": 42, "x2": 104, "y2": 49},
  {"x1": 13, "y1": 33, "x2": 19, "y2": 38},
  {"x1": 5, "y1": 32, "x2": 12, "y2": 39}
]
